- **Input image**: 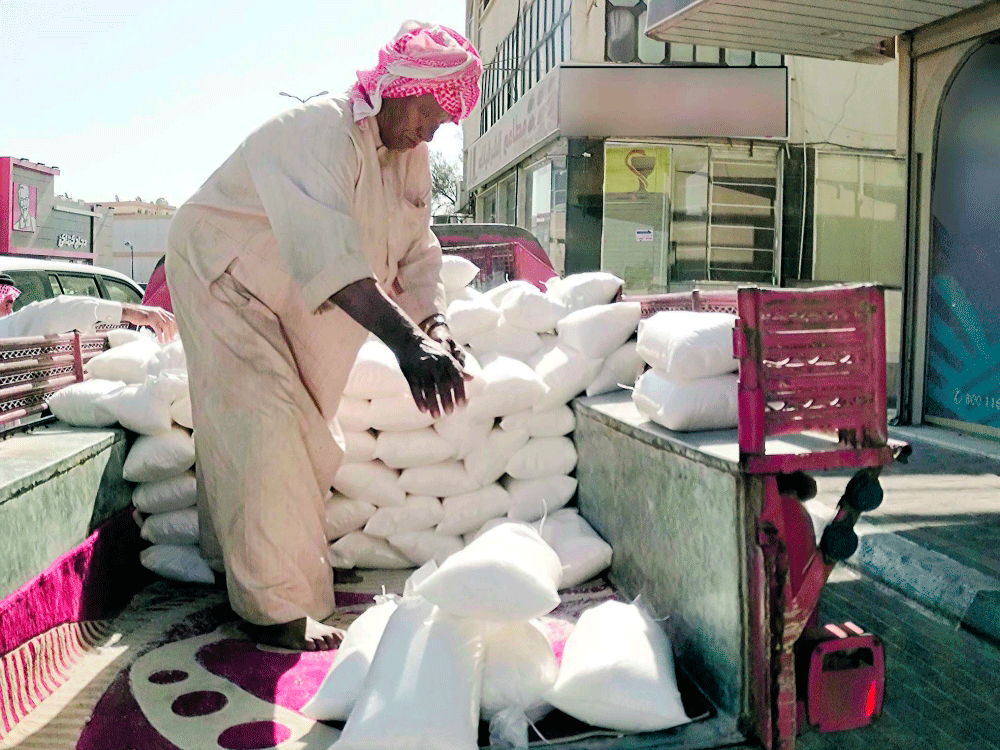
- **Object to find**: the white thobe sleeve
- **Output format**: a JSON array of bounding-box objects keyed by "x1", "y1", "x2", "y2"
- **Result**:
[
  {"x1": 0, "y1": 296, "x2": 122, "y2": 338},
  {"x1": 241, "y1": 109, "x2": 374, "y2": 313},
  {"x1": 391, "y1": 146, "x2": 447, "y2": 325}
]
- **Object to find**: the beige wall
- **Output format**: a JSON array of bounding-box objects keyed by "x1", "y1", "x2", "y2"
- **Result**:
[
  {"x1": 787, "y1": 55, "x2": 899, "y2": 151},
  {"x1": 570, "y1": 0, "x2": 605, "y2": 62}
]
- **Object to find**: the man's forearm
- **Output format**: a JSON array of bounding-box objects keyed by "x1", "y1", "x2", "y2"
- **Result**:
[{"x1": 328, "y1": 278, "x2": 422, "y2": 354}]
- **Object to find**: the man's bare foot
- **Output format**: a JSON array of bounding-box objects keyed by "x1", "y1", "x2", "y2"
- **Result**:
[{"x1": 239, "y1": 616, "x2": 344, "y2": 651}]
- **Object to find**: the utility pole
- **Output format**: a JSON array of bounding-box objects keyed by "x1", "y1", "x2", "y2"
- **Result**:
[{"x1": 124, "y1": 241, "x2": 135, "y2": 280}]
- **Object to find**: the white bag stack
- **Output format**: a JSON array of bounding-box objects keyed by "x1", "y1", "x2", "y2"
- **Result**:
[
  {"x1": 323, "y1": 270, "x2": 632, "y2": 579},
  {"x1": 61, "y1": 335, "x2": 216, "y2": 585},
  {"x1": 632, "y1": 310, "x2": 739, "y2": 432}
]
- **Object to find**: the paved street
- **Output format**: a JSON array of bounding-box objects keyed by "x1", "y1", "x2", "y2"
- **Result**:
[{"x1": 792, "y1": 566, "x2": 1000, "y2": 750}]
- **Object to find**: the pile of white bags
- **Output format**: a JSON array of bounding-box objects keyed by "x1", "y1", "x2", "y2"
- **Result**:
[
  {"x1": 632, "y1": 311, "x2": 740, "y2": 432},
  {"x1": 309, "y1": 525, "x2": 688, "y2": 748},
  {"x1": 310, "y1": 524, "x2": 566, "y2": 749},
  {"x1": 47, "y1": 331, "x2": 212, "y2": 585},
  {"x1": 328, "y1": 271, "x2": 629, "y2": 587}
]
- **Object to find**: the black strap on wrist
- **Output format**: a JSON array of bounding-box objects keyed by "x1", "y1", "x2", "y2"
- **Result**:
[{"x1": 419, "y1": 313, "x2": 448, "y2": 335}]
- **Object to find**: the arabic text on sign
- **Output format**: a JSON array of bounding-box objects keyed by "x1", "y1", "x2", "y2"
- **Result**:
[{"x1": 57, "y1": 234, "x2": 88, "y2": 249}]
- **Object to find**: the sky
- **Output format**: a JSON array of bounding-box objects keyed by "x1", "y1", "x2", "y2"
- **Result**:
[{"x1": 1, "y1": 0, "x2": 467, "y2": 206}]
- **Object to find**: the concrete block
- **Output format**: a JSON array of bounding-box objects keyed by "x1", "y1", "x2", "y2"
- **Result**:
[{"x1": 0, "y1": 425, "x2": 132, "y2": 600}]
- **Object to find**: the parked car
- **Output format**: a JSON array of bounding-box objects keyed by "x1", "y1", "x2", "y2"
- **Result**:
[
  {"x1": 0, "y1": 258, "x2": 145, "y2": 313},
  {"x1": 430, "y1": 223, "x2": 556, "y2": 292}
]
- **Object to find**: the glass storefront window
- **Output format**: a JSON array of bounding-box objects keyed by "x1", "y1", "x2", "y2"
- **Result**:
[
  {"x1": 669, "y1": 42, "x2": 694, "y2": 63},
  {"x1": 478, "y1": 186, "x2": 498, "y2": 223},
  {"x1": 812, "y1": 153, "x2": 905, "y2": 286},
  {"x1": 602, "y1": 142, "x2": 779, "y2": 291},
  {"x1": 528, "y1": 162, "x2": 553, "y2": 249},
  {"x1": 602, "y1": 143, "x2": 672, "y2": 293},
  {"x1": 725, "y1": 48, "x2": 753, "y2": 66}
]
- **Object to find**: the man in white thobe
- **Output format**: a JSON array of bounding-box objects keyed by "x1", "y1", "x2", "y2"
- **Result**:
[{"x1": 166, "y1": 21, "x2": 481, "y2": 651}]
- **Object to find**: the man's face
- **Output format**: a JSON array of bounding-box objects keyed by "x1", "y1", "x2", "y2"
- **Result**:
[
  {"x1": 0, "y1": 298, "x2": 14, "y2": 317},
  {"x1": 376, "y1": 94, "x2": 452, "y2": 151}
]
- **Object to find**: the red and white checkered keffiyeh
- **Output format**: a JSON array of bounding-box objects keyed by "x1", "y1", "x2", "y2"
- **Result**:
[
  {"x1": 0, "y1": 284, "x2": 20, "y2": 308},
  {"x1": 351, "y1": 21, "x2": 482, "y2": 124}
]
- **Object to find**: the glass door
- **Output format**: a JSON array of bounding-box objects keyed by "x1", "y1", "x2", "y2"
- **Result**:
[
  {"x1": 669, "y1": 145, "x2": 710, "y2": 282},
  {"x1": 924, "y1": 38, "x2": 1000, "y2": 437}
]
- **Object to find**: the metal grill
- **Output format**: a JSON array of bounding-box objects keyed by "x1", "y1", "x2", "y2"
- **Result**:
[
  {"x1": 626, "y1": 289, "x2": 739, "y2": 317},
  {"x1": 444, "y1": 244, "x2": 516, "y2": 292},
  {"x1": 735, "y1": 284, "x2": 893, "y2": 473},
  {"x1": 0, "y1": 332, "x2": 111, "y2": 430}
]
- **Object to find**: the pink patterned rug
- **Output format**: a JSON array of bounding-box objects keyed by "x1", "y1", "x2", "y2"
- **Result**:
[{"x1": 64, "y1": 578, "x2": 619, "y2": 750}]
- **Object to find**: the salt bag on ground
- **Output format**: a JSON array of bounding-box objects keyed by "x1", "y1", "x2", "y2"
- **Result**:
[
  {"x1": 635, "y1": 311, "x2": 737, "y2": 380},
  {"x1": 333, "y1": 461, "x2": 406, "y2": 508},
  {"x1": 504, "y1": 475, "x2": 578, "y2": 522},
  {"x1": 446, "y1": 294, "x2": 502, "y2": 344},
  {"x1": 499, "y1": 286, "x2": 568, "y2": 333},
  {"x1": 436, "y1": 483, "x2": 514, "y2": 537},
  {"x1": 140, "y1": 507, "x2": 199, "y2": 546},
  {"x1": 336, "y1": 397, "x2": 371, "y2": 432},
  {"x1": 545, "y1": 272, "x2": 623, "y2": 313},
  {"x1": 84, "y1": 337, "x2": 161, "y2": 384},
  {"x1": 333, "y1": 596, "x2": 485, "y2": 750},
  {"x1": 500, "y1": 405, "x2": 575, "y2": 437},
  {"x1": 506, "y1": 436, "x2": 578, "y2": 480},
  {"x1": 632, "y1": 369, "x2": 738, "y2": 432},
  {"x1": 324, "y1": 494, "x2": 378, "y2": 541},
  {"x1": 389, "y1": 530, "x2": 464, "y2": 567},
  {"x1": 469, "y1": 322, "x2": 543, "y2": 363},
  {"x1": 344, "y1": 341, "x2": 410, "y2": 399},
  {"x1": 368, "y1": 395, "x2": 436, "y2": 432},
  {"x1": 414, "y1": 523, "x2": 562, "y2": 622},
  {"x1": 546, "y1": 599, "x2": 689, "y2": 732},
  {"x1": 481, "y1": 620, "x2": 558, "y2": 722},
  {"x1": 463, "y1": 426, "x2": 530, "y2": 486},
  {"x1": 468, "y1": 354, "x2": 547, "y2": 418},
  {"x1": 363, "y1": 495, "x2": 444, "y2": 538},
  {"x1": 140, "y1": 544, "x2": 214, "y2": 585},
  {"x1": 123, "y1": 427, "x2": 196, "y2": 483},
  {"x1": 46, "y1": 379, "x2": 125, "y2": 428},
  {"x1": 169, "y1": 395, "x2": 193, "y2": 429},
  {"x1": 133, "y1": 471, "x2": 198, "y2": 514},
  {"x1": 300, "y1": 595, "x2": 400, "y2": 722},
  {"x1": 485, "y1": 279, "x2": 539, "y2": 308},
  {"x1": 441, "y1": 254, "x2": 482, "y2": 290},
  {"x1": 397, "y1": 460, "x2": 479, "y2": 498},
  {"x1": 556, "y1": 302, "x2": 642, "y2": 360},
  {"x1": 374, "y1": 427, "x2": 455, "y2": 469},
  {"x1": 328, "y1": 532, "x2": 412, "y2": 570},
  {"x1": 342, "y1": 430, "x2": 377, "y2": 464},
  {"x1": 103, "y1": 381, "x2": 173, "y2": 436},
  {"x1": 434, "y1": 408, "x2": 494, "y2": 460},
  {"x1": 533, "y1": 508, "x2": 612, "y2": 588},
  {"x1": 532, "y1": 345, "x2": 603, "y2": 411},
  {"x1": 586, "y1": 341, "x2": 643, "y2": 397}
]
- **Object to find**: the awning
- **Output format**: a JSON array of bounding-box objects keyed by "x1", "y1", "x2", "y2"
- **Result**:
[{"x1": 645, "y1": 0, "x2": 990, "y2": 62}]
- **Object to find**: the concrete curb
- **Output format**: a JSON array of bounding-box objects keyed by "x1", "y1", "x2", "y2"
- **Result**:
[{"x1": 804, "y1": 500, "x2": 1000, "y2": 645}]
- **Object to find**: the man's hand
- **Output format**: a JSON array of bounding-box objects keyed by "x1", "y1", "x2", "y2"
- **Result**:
[
  {"x1": 328, "y1": 279, "x2": 470, "y2": 419},
  {"x1": 396, "y1": 333, "x2": 468, "y2": 419},
  {"x1": 121, "y1": 303, "x2": 177, "y2": 343},
  {"x1": 422, "y1": 317, "x2": 466, "y2": 366}
]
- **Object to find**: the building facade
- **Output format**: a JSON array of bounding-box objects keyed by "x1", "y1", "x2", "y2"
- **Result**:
[
  {"x1": 0, "y1": 158, "x2": 113, "y2": 265},
  {"x1": 645, "y1": 0, "x2": 1000, "y2": 437},
  {"x1": 462, "y1": 0, "x2": 905, "y2": 392},
  {"x1": 93, "y1": 199, "x2": 176, "y2": 285}
]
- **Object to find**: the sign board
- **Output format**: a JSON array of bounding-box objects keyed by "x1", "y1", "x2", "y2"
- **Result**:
[{"x1": 466, "y1": 67, "x2": 560, "y2": 190}]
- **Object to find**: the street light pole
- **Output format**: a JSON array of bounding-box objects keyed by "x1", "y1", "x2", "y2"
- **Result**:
[
  {"x1": 278, "y1": 90, "x2": 329, "y2": 104},
  {"x1": 124, "y1": 241, "x2": 135, "y2": 280}
]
